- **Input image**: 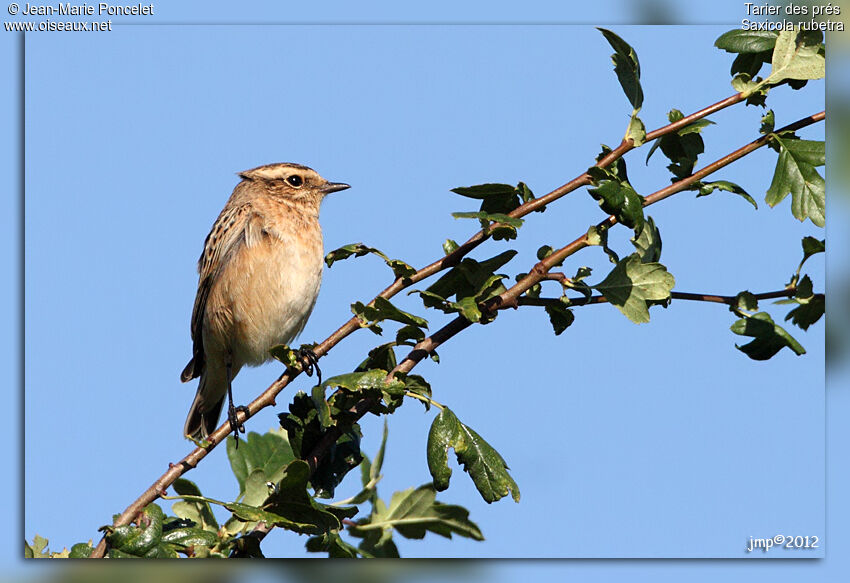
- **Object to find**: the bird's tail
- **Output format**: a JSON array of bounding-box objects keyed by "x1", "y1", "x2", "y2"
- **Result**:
[{"x1": 183, "y1": 369, "x2": 228, "y2": 441}]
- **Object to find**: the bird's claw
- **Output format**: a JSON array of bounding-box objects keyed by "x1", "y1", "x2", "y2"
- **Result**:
[
  {"x1": 227, "y1": 404, "x2": 249, "y2": 447},
  {"x1": 298, "y1": 347, "x2": 322, "y2": 386}
]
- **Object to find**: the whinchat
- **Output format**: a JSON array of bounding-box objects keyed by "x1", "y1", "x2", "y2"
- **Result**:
[{"x1": 181, "y1": 163, "x2": 350, "y2": 441}]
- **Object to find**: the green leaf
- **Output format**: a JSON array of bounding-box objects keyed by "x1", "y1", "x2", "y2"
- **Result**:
[
  {"x1": 306, "y1": 531, "x2": 363, "y2": 558},
  {"x1": 356, "y1": 342, "x2": 397, "y2": 373},
  {"x1": 372, "y1": 419, "x2": 389, "y2": 484},
  {"x1": 760, "y1": 110, "x2": 775, "y2": 134},
  {"x1": 227, "y1": 460, "x2": 356, "y2": 536},
  {"x1": 341, "y1": 419, "x2": 390, "y2": 508},
  {"x1": 677, "y1": 119, "x2": 715, "y2": 135},
  {"x1": 646, "y1": 108, "x2": 713, "y2": 181},
  {"x1": 785, "y1": 294, "x2": 824, "y2": 331},
  {"x1": 452, "y1": 211, "x2": 523, "y2": 227},
  {"x1": 696, "y1": 180, "x2": 758, "y2": 209},
  {"x1": 545, "y1": 299, "x2": 575, "y2": 336},
  {"x1": 451, "y1": 183, "x2": 516, "y2": 199},
  {"x1": 626, "y1": 115, "x2": 646, "y2": 146},
  {"x1": 427, "y1": 407, "x2": 520, "y2": 504},
  {"x1": 730, "y1": 51, "x2": 773, "y2": 78},
  {"x1": 593, "y1": 254, "x2": 675, "y2": 324},
  {"x1": 323, "y1": 369, "x2": 404, "y2": 393},
  {"x1": 171, "y1": 479, "x2": 219, "y2": 533},
  {"x1": 401, "y1": 373, "x2": 433, "y2": 410},
  {"x1": 630, "y1": 215, "x2": 662, "y2": 262},
  {"x1": 396, "y1": 324, "x2": 425, "y2": 344},
  {"x1": 226, "y1": 429, "x2": 295, "y2": 499},
  {"x1": 594, "y1": 144, "x2": 630, "y2": 183},
  {"x1": 325, "y1": 243, "x2": 382, "y2": 267},
  {"x1": 414, "y1": 251, "x2": 518, "y2": 320},
  {"x1": 586, "y1": 225, "x2": 603, "y2": 246},
  {"x1": 455, "y1": 295, "x2": 483, "y2": 323},
  {"x1": 269, "y1": 344, "x2": 300, "y2": 369},
  {"x1": 795, "y1": 274, "x2": 814, "y2": 300},
  {"x1": 537, "y1": 245, "x2": 554, "y2": 260},
  {"x1": 105, "y1": 504, "x2": 165, "y2": 557},
  {"x1": 517, "y1": 181, "x2": 538, "y2": 208},
  {"x1": 451, "y1": 182, "x2": 527, "y2": 218},
  {"x1": 731, "y1": 311, "x2": 807, "y2": 360},
  {"x1": 766, "y1": 29, "x2": 825, "y2": 86},
  {"x1": 597, "y1": 27, "x2": 643, "y2": 111},
  {"x1": 160, "y1": 526, "x2": 220, "y2": 550},
  {"x1": 765, "y1": 135, "x2": 825, "y2": 227},
  {"x1": 325, "y1": 243, "x2": 416, "y2": 280},
  {"x1": 352, "y1": 527, "x2": 399, "y2": 558},
  {"x1": 352, "y1": 297, "x2": 429, "y2": 330},
  {"x1": 586, "y1": 224, "x2": 620, "y2": 264},
  {"x1": 715, "y1": 29, "x2": 779, "y2": 53},
  {"x1": 730, "y1": 72, "x2": 768, "y2": 101},
  {"x1": 443, "y1": 239, "x2": 459, "y2": 255},
  {"x1": 734, "y1": 290, "x2": 760, "y2": 312},
  {"x1": 387, "y1": 259, "x2": 417, "y2": 280},
  {"x1": 587, "y1": 177, "x2": 645, "y2": 232},
  {"x1": 68, "y1": 542, "x2": 93, "y2": 558},
  {"x1": 311, "y1": 385, "x2": 333, "y2": 428},
  {"x1": 25, "y1": 535, "x2": 50, "y2": 559},
  {"x1": 800, "y1": 236, "x2": 825, "y2": 265},
  {"x1": 348, "y1": 484, "x2": 484, "y2": 542}
]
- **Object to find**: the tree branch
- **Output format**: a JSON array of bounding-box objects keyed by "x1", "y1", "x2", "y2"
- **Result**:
[
  {"x1": 517, "y1": 288, "x2": 818, "y2": 308},
  {"x1": 88, "y1": 90, "x2": 765, "y2": 558},
  {"x1": 305, "y1": 109, "x2": 825, "y2": 474}
]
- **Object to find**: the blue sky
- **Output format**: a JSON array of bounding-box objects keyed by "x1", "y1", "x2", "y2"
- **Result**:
[{"x1": 2, "y1": 1, "x2": 846, "y2": 580}]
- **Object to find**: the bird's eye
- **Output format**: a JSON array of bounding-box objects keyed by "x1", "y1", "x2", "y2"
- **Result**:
[{"x1": 287, "y1": 175, "x2": 303, "y2": 187}]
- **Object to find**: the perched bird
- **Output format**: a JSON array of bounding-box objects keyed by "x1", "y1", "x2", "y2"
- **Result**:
[{"x1": 181, "y1": 163, "x2": 350, "y2": 441}]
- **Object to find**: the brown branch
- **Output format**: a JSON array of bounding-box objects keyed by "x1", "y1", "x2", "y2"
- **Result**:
[
  {"x1": 301, "y1": 110, "x2": 824, "y2": 482},
  {"x1": 517, "y1": 288, "x2": 816, "y2": 308},
  {"x1": 306, "y1": 110, "x2": 825, "y2": 486},
  {"x1": 88, "y1": 91, "x2": 754, "y2": 558}
]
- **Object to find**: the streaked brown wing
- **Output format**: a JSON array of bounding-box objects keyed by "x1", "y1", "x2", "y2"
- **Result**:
[{"x1": 182, "y1": 202, "x2": 252, "y2": 381}]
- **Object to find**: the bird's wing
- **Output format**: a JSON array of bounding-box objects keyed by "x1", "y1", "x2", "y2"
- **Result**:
[{"x1": 182, "y1": 202, "x2": 255, "y2": 381}]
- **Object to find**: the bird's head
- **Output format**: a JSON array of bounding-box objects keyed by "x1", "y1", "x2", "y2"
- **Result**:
[{"x1": 238, "y1": 162, "x2": 350, "y2": 203}]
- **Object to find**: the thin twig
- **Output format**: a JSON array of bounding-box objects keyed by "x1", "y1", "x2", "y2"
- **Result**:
[{"x1": 517, "y1": 288, "x2": 815, "y2": 308}]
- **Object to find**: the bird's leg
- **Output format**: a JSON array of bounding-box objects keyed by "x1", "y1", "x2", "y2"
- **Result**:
[
  {"x1": 225, "y1": 357, "x2": 247, "y2": 447},
  {"x1": 298, "y1": 346, "x2": 322, "y2": 386}
]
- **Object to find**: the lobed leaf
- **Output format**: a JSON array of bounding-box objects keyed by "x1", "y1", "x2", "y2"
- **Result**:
[
  {"x1": 427, "y1": 407, "x2": 519, "y2": 504},
  {"x1": 731, "y1": 311, "x2": 806, "y2": 360},
  {"x1": 766, "y1": 29, "x2": 825, "y2": 86},
  {"x1": 348, "y1": 484, "x2": 484, "y2": 542},
  {"x1": 765, "y1": 135, "x2": 825, "y2": 227},
  {"x1": 785, "y1": 295, "x2": 824, "y2": 331},
  {"x1": 226, "y1": 429, "x2": 295, "y2": 499},
  {"x1": 593, "y1": 254, "x2": 675, "y2": 324}
]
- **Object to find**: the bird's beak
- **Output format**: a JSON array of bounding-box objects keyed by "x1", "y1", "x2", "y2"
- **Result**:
[{"x1": 322, "y1": 181, "x2": 350, "y2": 194}]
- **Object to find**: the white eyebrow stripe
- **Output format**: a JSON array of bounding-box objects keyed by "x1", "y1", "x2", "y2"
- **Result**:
[{"x1": 238, "y1": 163, "x2": 315, "y2": 182}]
